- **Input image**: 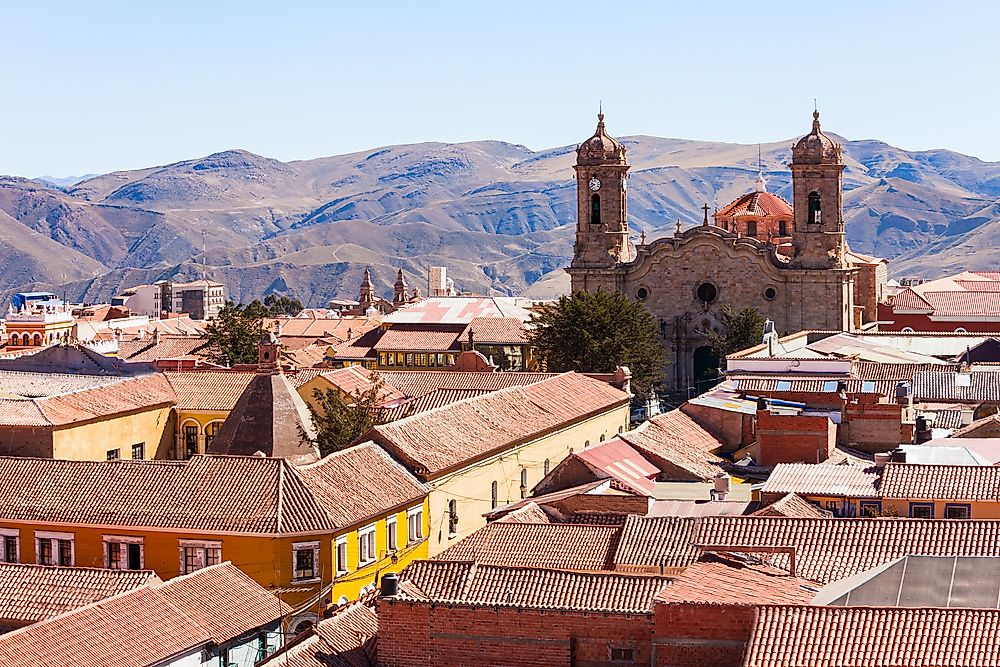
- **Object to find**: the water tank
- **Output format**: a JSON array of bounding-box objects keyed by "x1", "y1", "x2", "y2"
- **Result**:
[
  {"x1": 713, "y1": 472, "x2": 731, "y2": 497},
  {"x1": 380, "y1": 572, "x2": 400, "y2": 597}
]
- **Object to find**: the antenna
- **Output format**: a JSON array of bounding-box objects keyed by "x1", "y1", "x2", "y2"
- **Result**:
[
  {"x1": 814, "y1": 98, "x2": 818, "y2": 112},
  {"x1": 757, "y1": 144, "x2": 762, "y2": 177}
]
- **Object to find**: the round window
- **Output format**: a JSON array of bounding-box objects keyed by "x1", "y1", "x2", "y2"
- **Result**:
[
  {"x1": 764, "y1": 287, "x2": 777, "y2": 301},
  {"x1": 636, "y1": 287, "x2": 649, "y2": 300},
  {"x1": 696, "y1": 282, "x2": 718, "y2": 304}
]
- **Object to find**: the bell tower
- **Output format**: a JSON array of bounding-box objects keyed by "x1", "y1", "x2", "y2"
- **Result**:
[
  {"x1": 570, "y1": 111, "x2": 631, "y2": 271},
  {"x1": 790, "y1": 110, "x2": 848, "y2": 269}
]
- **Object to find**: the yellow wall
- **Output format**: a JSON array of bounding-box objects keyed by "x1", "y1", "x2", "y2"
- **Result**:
[
  {"x1": 882, "y1": 499, "x2": 991, "y2": 519},
  {"x1": 51, "y1": 406, "x2": 174, "y2": 461},
  {"x1": 330, "y1": 497, "x2": 430, "y2": 604},
  {"x1": 175, "y1": 409, "x2": 229, "y2": 457},
  {"x1": 424, "y1": 404, "x2": 629, "y2": 555},
  {"x1": 0, "y1": 520, "x2": 333, "y2": 611}
]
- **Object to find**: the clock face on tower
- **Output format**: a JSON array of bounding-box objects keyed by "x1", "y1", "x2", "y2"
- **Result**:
[{"x1": 588, "y1": 177, "x2": 601, "y2": 192}]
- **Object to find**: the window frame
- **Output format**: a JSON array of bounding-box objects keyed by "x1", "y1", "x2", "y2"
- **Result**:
[
  {"x1": 357, "y1": 524, "x2": 377, "y2": 567},
  {"x1": 944, "y1": 503, "x2": 971, "y2": 520},
  {"x1": 386, "y1": 515, "x2": 398, "y2": 552},
  {"x1": 407, "y1": 505, "x2": 424, "y2": 544},
  {"x1": 103, "y1": 535, "x2": 144, "y2": 570},
  {"x1": 35, "y1": 531, "x2": 74, "y2": 567},
  {"x1": 292, "y1": 540, "x2": 321, "y2": 582},
  {"x1": 106, "y1": 448, "x2": 120, "y2": 461},
  {"x1": 131, "y1": 442, "x2": 145, "y2": 460},
  {"x1": 335, "y1": 536, "x2": 348, "y2": 576},
  {"x1": 178, "y1": 539, "x2": 222, "y2": 574},
  {"x1": 0, "y1": 528, "x2": 19, "y2": 564},
  {"x1": 859, "y1": 501, "x2": 882, "y2": 517},
  {"x1": 909, "y1": 502, "x2": 935, "y2": 519}
]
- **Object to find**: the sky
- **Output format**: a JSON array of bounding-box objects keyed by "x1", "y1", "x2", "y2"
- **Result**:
[{"x1": 3, "y1": 1, "x2": 999, "y2": 177}]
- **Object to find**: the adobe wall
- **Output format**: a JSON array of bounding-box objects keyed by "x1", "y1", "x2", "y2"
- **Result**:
[
  {"x1": 757, "y1": 411, "x2": 836, "y2": 466},
  {"x1": 680, "y1": 402, "x2": 744, "y2": 450},
  {"x1": 652, "y1": 602, "x2": 756, "y2": 667},
  {"x1": 376, "y1": 598, "x2": 655, "y2": 667},
  {"x1": 843, "y1": 402, "x2": 910, "y2": 453}
]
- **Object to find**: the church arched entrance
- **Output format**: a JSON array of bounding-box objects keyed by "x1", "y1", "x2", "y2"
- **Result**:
[{"x1": 692, "y1": 345, "x2": 721, "y2": 394}]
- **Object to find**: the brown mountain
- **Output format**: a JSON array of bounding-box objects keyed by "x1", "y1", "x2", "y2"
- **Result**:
[{"x1": 5, "y1": 136, "x2": 1000, "y2": 306}]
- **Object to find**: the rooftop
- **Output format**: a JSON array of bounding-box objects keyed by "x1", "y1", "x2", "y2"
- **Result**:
[
  {"x1": 654, "y1": 552, "x2": 818, "y2": 606},
  {"x1": 618, "y1": 409, "x2": 726, "y2": 481},
  {"x1": 383, "y1": 296, "x2": 534, "y2": 325},
  {"x1": 258, "y1": 602, "x2": 377, "y2": 667},
  {"x1": 761, "y1": 463, "x2": 881, "y2": 499},
  {"x1": 164, "y1": 370, "x2": 256, "y2": 411}
]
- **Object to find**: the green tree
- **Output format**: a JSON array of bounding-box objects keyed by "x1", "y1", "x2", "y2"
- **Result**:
[
  {"x1": 204, "y1": 301, "x2": 268, "y2": 365},
  {"x1": 263, "y1": 293, "x2": 304, "y2": 316},
  {"x1": 529, "y1": 290, "x2": 665, "y2": 396},
  {"x1": 705, "y1": 305, "x2": 768, "y2": 359},
  {"x1": 302, "y1": 370, "x2": 410, "y2": 456}
]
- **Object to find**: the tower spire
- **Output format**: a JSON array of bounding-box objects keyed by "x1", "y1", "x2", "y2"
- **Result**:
[{"x1": 754, "y1": 144, "x2": 767, "y2": 193}]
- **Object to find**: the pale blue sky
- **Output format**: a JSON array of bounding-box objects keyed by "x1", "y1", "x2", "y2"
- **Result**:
[{"x1": 3, "y1": 1, "x2": 998, "y2": 176}]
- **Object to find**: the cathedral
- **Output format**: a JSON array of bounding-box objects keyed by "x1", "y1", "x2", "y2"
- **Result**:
[{"x1": 566, "y1": 111, "x2": 889, "y2": 393}]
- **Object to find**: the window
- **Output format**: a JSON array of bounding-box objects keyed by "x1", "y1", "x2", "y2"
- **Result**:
[
  {"x1": 822, "y1": 380, "x2": 839, "y2": 393},
  {"x1": 610, "y1": 647, "x2": 635, "y2": 663},
  {"x1": 583, "y1": 440, "x2": 590, "y2": 449},
  {"x1": 183, "y1": 424, "x2": 199, "y2": 458},
  {"x1": 0, "y1": 528, "x2": 18, "y2": 563},
  {"x1": 386, "y1": 516, "x2": 398, "y2": 552},
  {"x1": 591, "y1": 194, "x2": 601, "y2": 225},
  {"x1": 292, "y1": 541, "x2": 320, "y2": 581},
  {"x1": 909, "y1": 503, "x2": 934, "y2": 519},
  {"x1": 747, "y1": 220, "x2": 757, "y2": 237},
  {"x1": 131, "y1": 442, "x2": 144, "y2": 460},
  {"x1": 178, "y1": 539, "x2": 221, "y2": 574},
  {"x1": 520, "y1": 468, "x2": 528, "y2": 499},
  {"x1": 696, "y1": 282, "x2": 718, "y2": 304},
  {"x1": 955, "y1": 327, "x2": 968, "y2": 334},
  {"x1": 945, "y1": 504, "x2": 971, "y2": 519},
  {"x1": 407, "y1": 505, "x2": 424, "y2": 544},
  {"x1": 36, "y1": 531, "x2": 74, "y2": 566},
  {"x1": 861, "y1": 380, "x2": 877, "y2": 393},
  {"x1": 543, "y1": 459, "x2": 550, "y2": 475},
  {"x1": 901, "y1": 327, "x2": 915, "y2": 333},
  {"x1": 104, "y1": 536, "x2": 143, "y2": 570},
  {"x1": 808, "y1": 191, "x2": 821, "y2": 224},
  {"x1": 775, "y1": 380, "x2": 792, "y2": 391},
  {"x1": 600, "y1": 434, "x2": 606, "y2": 442},
  {"x1": 8, "y1": 334, "x2": 17, "y2": 346},
  {"x1": 358, "y1": 525, "x2": 376, "y2": 565},
  {"x1": 778, "y1": 220, "x2": 788, "y2": 236},
  {"x1": 335, "y1": 536, "x2": 348, "y2": 575},
  {"x1": 106, "y1": 449, "x2": 120, "y2": 461},
  {"x1": 859, "y1": 501, "x2": 882, "y2": 517},
  {"x1": 764, "y1": 286, "x2": 777, "y2": 301},
  {"x1": 448, "y1": 499, "x2": 459, "y2": 537},
  {"x1": 491, "y1": 481, "x2": 498, "y2": 510},
  {"x1": 204, "y1": 422, "x2": 222, "y2": 450},
  {"x1": 636, "y1": 287, "x2": 648, "y2": 301}
]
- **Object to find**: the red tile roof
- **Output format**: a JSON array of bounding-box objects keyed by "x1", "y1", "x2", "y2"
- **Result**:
[
  {"x1": 751, "y1": 493, "x2": 829, "y2": 518},
  {"x1": 400, "y1": 560, "x2": 670, "y2": 613},
  {"x1": 0, "y1": 564, "x2": 157, "y2": 625},
  {"x1": 378, "y1": 371, "x2": 558, "y2": 398},
  {"x1": 0, "y1": 562, "x2": 290, "y2": 667},
  {"x1": 383, "y1": 388, "x2": 491, "y2": 420},
  {"x1": 880, "y1": 462, "x2": 1000, "y2": 501},
  {"x1": 259, "y1": 602, "x2": 378, "y2": 667},
  {"x1": 435, "y1": 521, "x2": 620, "y2": 571},
  {"x1": 371, "y1": 326, "x2": 462, "y2": 352},
  {"x1": 493, "y1": 502, "x2": 554, "y2": 524},
  {"x1": 715, "y1": 191, "x2": 793, "y2": 218},
  {"x1": 0, "y1": 455, "x2": 336, "y2": 534},
  {"x1": 613, "y1": 515, "x2": 701, "y2": 572},
  {"x1": 311, "y1": 366, "x2": 407, "y2": 405},
  {"x1": 744, "y1": 605, "x2": 1000, "y2": 667},
  {"x1": 268, "y1": 315, "x2": 380, "y2": 341},
  {"x1": 118, "y1": 336, "x2": 211, "y2": 363},
  {"x1": 574, "y1": 438, "x2": 659, "y2": 495},
  {"x1": 461, "y1": 317, "x2": 531, "y2": 345},
  {"x1": 369, "y1": 373, "x2": 629, "y2": 478},
  {"x1": 618, "y1": 409, "x2": 725, "y2": 481},
  {"x1": 164, "y1": 370, "x2": 257, "y2": 411},
  {"x1": 761, "y1": 463, "x2": 881, "y2": 499},
  {"x1": 696, "y1": 516, "x2": 1000, "y2": 583},
  {"x1": 296, "y1": 442, "x2": 427, "y2": 529},
  {"x1": 654, "y1": 552, "x2": 818, "y2": 605}
]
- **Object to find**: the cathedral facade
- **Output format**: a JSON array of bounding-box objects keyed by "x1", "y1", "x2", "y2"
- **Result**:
[{"x1": 566, "y1": 111, "x2": 888, "y2": 393}]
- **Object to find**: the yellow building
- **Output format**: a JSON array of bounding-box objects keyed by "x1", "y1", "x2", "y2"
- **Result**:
[
  {"x1": 0, "y1": 449, "x2": 428, "y2": 631},
  {"x1": 0, "y1": 346, "x2": 176, "y2": 460},
  {"x1": 163, "y1": 370, "x2": 257, "y2": 458},
  {"x1": 366, "y1": 372, "x2": 631, "y2": 554}
]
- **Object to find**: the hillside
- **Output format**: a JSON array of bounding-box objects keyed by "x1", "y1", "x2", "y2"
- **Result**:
[{"x1": 4, "y1": 133, "x2": 1000, "y2": 306}]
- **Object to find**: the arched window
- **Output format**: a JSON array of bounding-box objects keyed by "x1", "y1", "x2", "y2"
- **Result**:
[
  {"x1": 779, "y1": 220, "x2": 788, "y2": 236},
  {"x1": 747, "y1": 220, "x2": 757, "y2": 237},
  {"x1": 9, "y1": 333, "x2": 18, "y2": 346},
  {"x1": 901, "y1": 327, "x2": 915, "y2": 333},
  {"x1": 591, "y1": 194, "x2": 601, "y2": 225},
  {"x1": 491, "y1": 481, "x2": 498, "y2": 510},
  {"x1": 543, "y1": 459, "x2": 550, "y2": 475},
  {"x1": 808, "y1": 191, "x2": 821, "y2": 224},
  {"x1": 448, "y1": 499, "x2": 459, "y2": 536},
  {"x1": 204, "y1": 421, "x2": 223, "y2": 450},
  {"x1": 520, "y1": 468, "x2": 528, "y2": 499},
  {"x1": 955, "y1": 327, "x2": 968, "y2": 334},
  {"x1": 600, "y1": 434, "x2": 606, "y2": 442},
  {"x1": 33, "y1": 333, "x2": 42, "y2": 346}
]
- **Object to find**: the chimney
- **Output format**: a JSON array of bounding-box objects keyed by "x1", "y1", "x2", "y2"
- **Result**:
[
  {"x1": 960, "y1": 409, "x2": 974, "y2": 427},
  {"x1": 889, "y1": 447, "x2": 907, "y2": 463},
  {"x1": 713, "y1": 472, "x2": 731, "y2": 501},
  {"x1": 379, "y1": 572, "x2": 400, "y2": 597},
  {"x1": 153, "y1": 328, "x2": 161, "y2": 345},
  {"x1": 613, "y1": 366, "x2": 632, "y2": 395},
  {"x1": 914, "y1": 415, "x2": 931, "y2": 444},
  {"x1": 874, "y1": 452, "x2": 891, "y2": 468}
]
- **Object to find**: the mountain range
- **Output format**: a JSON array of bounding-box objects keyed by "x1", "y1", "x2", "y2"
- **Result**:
[{"x1": 3, "y1": 132, "x2": 1000, "y2": 306}]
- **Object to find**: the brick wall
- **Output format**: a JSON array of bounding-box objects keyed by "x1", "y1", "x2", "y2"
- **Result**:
[
  {"x1": 757, "y1": 411, "x2": 836, "y2": 466},
  {"x1": 652, "y1": 602, "x2": 756, "y2": 667},
  {"x1": 843, "y1": 402, "x2": 910, "y2": 453},
  {"x1": 376, "y1": 598, "x2": 655, "y2": 667},
  {"x1": 680, "y1": 402, "x2": 745, "y2": 451}
]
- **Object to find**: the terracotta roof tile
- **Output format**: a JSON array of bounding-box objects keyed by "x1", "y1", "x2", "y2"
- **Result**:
[
  {"x1": 378, "y1": 371, "x2": 558, "y2": 398},
  {"x1": 715, "y1": 191, "x2": 793, "y2": 218},
  {"x1": 370, "y1": 373, "x2": 629, "y2": 478},
  {"x1": 745, "y1": 606, "x2": 1000, "y2": 667},
  {"x1": 297, "y1": 442, "x2": 427, "y2": 529},
  {"x1": 268, "y1": 316, "x2": 380, "y2": 341},
  {"x1": 0, "y1": 456, "x2": 336, "y2": 534},
  {"x1": 751, "y1": 493, "x2": 829, "y2": 518},
  {"x1": 574, "y1": 438, "x2": 659, "y2": 495},
  {"x1": 618, "y1": 410, "x2": 725, "y2": 481},
  {"x1": 880, "y1": 462, "x2": 1000, "y2": 501},
  {"x1": 372, "y1": 326, "x2": 462, "y2": 352},
  {"x1": 312, "y1": 367, "x2": 407, "y2": 405},
  {"x1": 851, "y1": 361, "x2": 953, "y2": 381},
  {"x1": 613, "y1": 516, "x2": 701, "y2": 572},
  {"x1": 913, "y1": 369, "x2": 1000, "y2": 402},
  {"x1": 0, "y1": 562, "x2": 290, "y2": 667},
  {"x1": 460, "y1": 317, "x2": 531, "y2": 345},
  {"x1": 654, "y1": 552, "x2": 818, "y2": 605},
  {"x1": 401, "y1": 561, "x2": 670, "y2": 613},
  {"x1": 118, "y1": 337, "x2": 211, "y2": 363},
  {"x1": 493, "y1": 502, "x2": 554, "y2": 524},
  {"x1": 696, "y1": 516, "x2": 1000, "y2": 583},
  {"x1": 383, "y1": 388, "x2": 491, "y2": 421},
  {"x1": 164, "y1": 370, "x2": 257, "y2": 411},
  {"x1": 330, "y1": 328, "x2": 379, "y2": 360},
  {"x1": 0, "y1": 564, "x2": 157, "y2": 625},
  {"x1": 761, "y1": 463, "x2": 881, "y2": 499},
  {"x1": 259, "y1": 603, "x2": 378, "y2": 667},
  {"x1": 435, "y1": 522, "x2": 620, "y2": 571}
]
